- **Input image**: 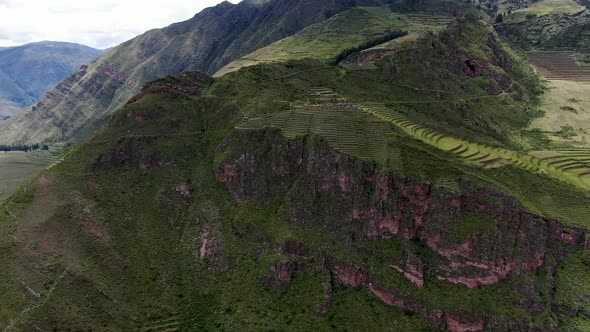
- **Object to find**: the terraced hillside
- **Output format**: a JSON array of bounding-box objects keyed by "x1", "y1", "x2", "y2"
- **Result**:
[
  {"x1": 239, "y1": 91, "x2": 590, "y2": 191},
  {"x1": 528, "y1": 51, "x2": 590, "y2": 82},
  {"x1": 360, "y1": 103, "x2": 590, "y2": 190},
  {"x1": 0, "y1": 0, "x2": 398, "y2": 145}
]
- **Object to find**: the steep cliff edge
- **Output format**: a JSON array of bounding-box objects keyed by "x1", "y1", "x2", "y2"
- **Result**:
[{"x1": 216, "y1": 129, "x2": 589, "y2": 330}]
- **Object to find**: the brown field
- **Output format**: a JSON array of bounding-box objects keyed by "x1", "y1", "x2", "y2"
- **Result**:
[{"x1": 527, "y1": 51, "x2": 590, "y2": 83}]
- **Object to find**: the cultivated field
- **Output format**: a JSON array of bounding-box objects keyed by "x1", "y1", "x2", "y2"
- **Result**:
[
  {"x1": 359, "y1": 103, "x2": 590, "y2": 190},
  {"x1": 0, "y1": 151, "x2": 58, "y2": 202},
  {"x1": 527, "y1": 51, "x2": 590, "y2": 146},
  {"x1": 528, "y1": 51, "x2": 590, "y2": 83},
  {"x1": 238, "y1": 87, "x2": 590, "y2": 191},
  {"x1": 505, "y1": 0, "x2": 585, "y2": 23}
]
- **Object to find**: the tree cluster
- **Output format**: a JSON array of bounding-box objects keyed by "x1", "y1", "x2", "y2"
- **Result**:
[{"x1": 0, "y1": 144, "x2": 49, "y2": 152}]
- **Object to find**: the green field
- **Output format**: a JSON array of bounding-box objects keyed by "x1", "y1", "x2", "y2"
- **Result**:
[
  {"x1": 526, "y1": 51, "x2": 590, "y2": 147},
  {"x1": 359, "y1": 103, "x2": 590, "y2": 191},
  {"x1": 0, "y1": 151, "x2": 58, "y2": 202}
]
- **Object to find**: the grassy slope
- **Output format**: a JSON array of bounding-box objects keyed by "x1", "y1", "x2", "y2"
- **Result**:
[
  {"x1": 0, "y1": 16, "x2": 589, "y2": 330},
  {"x1": 529, "y1": 80, "x2": 590, "y2": 146},
  {"x1": 0, "y1": 74, "x2": 436, "y2": 330},
  {"x1": 0, "y1": 151, "x2": 58, "y2": 202},
  {"x1": 523, "y1": 51, "x2": 590, "y2": 147},
  {"x1": 0, "y1": 0, "x2": 399, "y2": 146},
  {"x1": 496, "y1": 0, "x2": 590, "y2": 51},
  {"x1": 214, "y1": 4, "x2": 457, "y2": 77},
  {"x1": 505, "y1": 0, "x2": 585, "y2": 22}
]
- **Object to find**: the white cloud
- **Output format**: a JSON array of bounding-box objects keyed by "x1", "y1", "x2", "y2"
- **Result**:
[{"x1": 0, "y1": 0, "x2": 241, "y2": 49}]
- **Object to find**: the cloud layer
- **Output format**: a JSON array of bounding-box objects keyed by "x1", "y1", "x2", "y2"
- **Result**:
[{"x1": 0, "y1": 0, "x2": 239, "y2": 49}]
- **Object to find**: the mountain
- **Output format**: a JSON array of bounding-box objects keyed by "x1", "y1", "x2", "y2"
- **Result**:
[
  {"x1": 2, "y1": 7, "x2": 590, "y2": 329},
  {"x1": 0, "y1": 0, "x2": 399, "y2": 145},
  {"x1": 0, "y1": 41, "x2": 102, "y2": 117},
  {"x1": 214, "y1": 2, "x2": 471, "y2": 77},
  {"x1": 495, "y1": 0, "x2": 590, "y2": 51}
]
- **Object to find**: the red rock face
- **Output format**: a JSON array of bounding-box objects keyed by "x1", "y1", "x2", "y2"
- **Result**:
[
  {"x1": 175, "y1": 184, "x2": 191, "y2": 198},
  {"x1": 461, "y1": 56, "x2": 485, "y2": 76},
  {"x1": 94, "y1": 137, "x2": 173, "y2": 171},
  {"x1": 261, "y1": 261, "x2": 305, "y2": 291},
  {"x1": 368, "y1": 284, "x2": 410, "y2": 309},
  {"x1": 391, "y1": 254, "x2": 424, "y2": 288},
  {"x1": 96, "y1": 64, "x2": 128, "y2": 84},
  {"x1": 446, "y1": 315, "x2": 484, "y2": 332},
  {"x1": 561, "y1": 232, "x2": 576, "y2": 244},
  {"x1": 216, "y1": 131, "x2": 588, "y2": 330},
  {"x1": 216, "y1": 163, "x2": 238, "y2": 182},
  {"x1": 333, "y1": 265, "x2": 368, "y2": 287},
  {"x1": 199, "y1": 231, "x2": 212, "y2": 259}
]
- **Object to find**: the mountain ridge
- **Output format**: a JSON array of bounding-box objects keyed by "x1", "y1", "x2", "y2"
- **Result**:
[
  {"x1": 0, "y1": 0, "x2": 396, "y2": 145},
  {"x1": 0, "y1": 41, "x2": 101, "y2": 117}
]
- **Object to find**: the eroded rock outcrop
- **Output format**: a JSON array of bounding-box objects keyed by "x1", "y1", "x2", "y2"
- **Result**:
[{"x1": 216, "y1": 129, "x2": 587, "y2": 330}]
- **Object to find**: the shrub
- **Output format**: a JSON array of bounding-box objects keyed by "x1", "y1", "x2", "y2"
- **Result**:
[
  {"x1": 560, "y1": 106, "x2": 578, "y2": 113},
  {"x1": 556, "y1": 126, "x2": 577, "y2": 139}
]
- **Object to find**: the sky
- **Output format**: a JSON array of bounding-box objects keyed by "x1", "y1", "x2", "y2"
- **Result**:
[{"x1": 0, "y1": 0, "x2": 241, "y2": 49}]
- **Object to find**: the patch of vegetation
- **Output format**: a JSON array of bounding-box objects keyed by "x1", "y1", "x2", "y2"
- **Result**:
[
  {"x1": 525, "y1": 128, "x2": 551, "y2": 149},
  {"x1": 442, "y1": 213, "x2": 497, "y2": 245},
  {"x1": 0, "y1": 144, "x2": 50, "y2": 152},
  {"x1": 554, "y1": 251, "x2": 590, "y2": 328},
  {"x1": 556, "y1": 125, "x2": 577, "y2": 139},
  {"x1": 332, "y1": 30, "x2": 408, "y2": 64},
  {"x1": 560, "y1": 106, "x2": 578, "y2": 113}
]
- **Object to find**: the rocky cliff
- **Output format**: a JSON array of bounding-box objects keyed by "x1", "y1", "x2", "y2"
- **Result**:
[{"x1": 216, "y1": 129, "x2": 589, "y2": 331}]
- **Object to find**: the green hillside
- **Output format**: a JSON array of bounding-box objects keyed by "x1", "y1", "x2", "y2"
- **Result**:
[
  {"x1": 0, "y1": 0, "x2": 399, "y2": 146},
  {"x1": 215, "y1": 3, "x2": 462, "y2": 76},
  {"x1": 0, "y1": 42, "x2": 101, "y2": 117},
  {"x1": 496, "y1": 0, "x2": 590, "y2": 51},
  {"x1": 2, "y1": 14, "x2": 590, "y2": 331}
]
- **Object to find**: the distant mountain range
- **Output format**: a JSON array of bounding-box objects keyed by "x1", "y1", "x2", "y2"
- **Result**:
[{"x1": 0, "y1": 41, "x2": 102, "y2": 117}]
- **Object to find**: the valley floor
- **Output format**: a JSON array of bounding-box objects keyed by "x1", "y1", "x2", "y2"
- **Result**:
[
  {"x1": 528, "y1": 51, "x2": 590, "y2": 146},
  {"x1": 0, "y1": 151, "x2": 58, "y2": 202}
]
